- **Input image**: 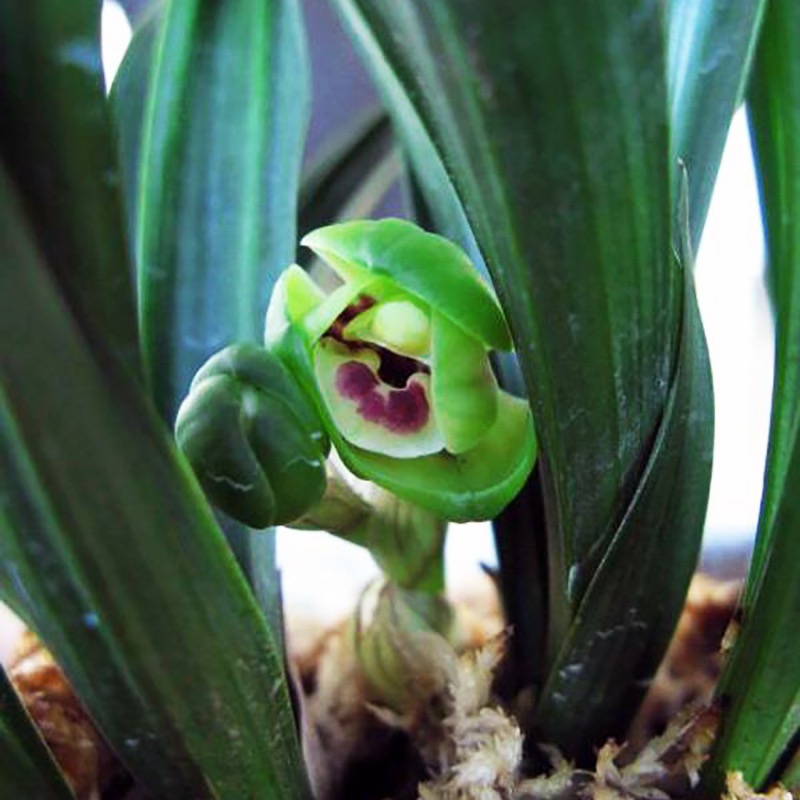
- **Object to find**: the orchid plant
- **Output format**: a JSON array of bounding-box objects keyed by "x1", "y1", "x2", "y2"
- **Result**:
[{"x1": 1, "y1": 1, "x2": 800, "y2": 799}]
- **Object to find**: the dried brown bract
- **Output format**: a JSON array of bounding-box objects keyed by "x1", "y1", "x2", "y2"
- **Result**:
[{"x1": 7, "y1": 630, "x2": 123, "y2": 800}]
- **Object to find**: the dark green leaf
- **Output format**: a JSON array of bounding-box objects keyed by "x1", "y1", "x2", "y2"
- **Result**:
[
  {"x1": 491, "y1": 468, "x2": 549, "y2": 695},
  {"x1": 116, "y1": 0, "x2": 310, "y2": 423},
  {"x1": 741, "y1": 2, "x2": 800, "y2": 603},
  {"x1": 0, "y1": 166, "x2": 309, "y2": 799},
  {"x1": 113, "y1": 0, "x2": 311, "y2": 625},
  {"x1": 703, "y1": 0, "x2": 800, "y2": 789},
  {"x1": 333, "y1": 0, "x2": 713, "y2": 758},
  {"x1": 0, "y1": 667, "x2": 73, "y2": 799},
  {"x1": 668, "y1": 0, "x2": 766, "y2": 250},
  {"x1": 225, "y1": 524, "x2": 286, "y2": 653},
  {"x1": 533, "y1": 264, "x2": 712, "y2": 757},
  {"x1": 705, "y1": 451, "x2": 800, "y2": 790},
  {"x1": 0, "y1": 2, "x2": 140, "y2": 377}
]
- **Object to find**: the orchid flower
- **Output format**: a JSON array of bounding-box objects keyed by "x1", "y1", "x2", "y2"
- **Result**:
[{"x1": 265, "y1": 218, "x2": 536, "y2": 522}]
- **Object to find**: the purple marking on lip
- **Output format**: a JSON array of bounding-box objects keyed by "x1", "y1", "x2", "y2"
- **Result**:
[
  {"x1": 336, "y1": 361, "x2": 378, "y2": 400},
  {"x1": 385, "y1": 383, "x2": 428, "y2": 433},
  {"x1": 358, "y1": 391, "x2": 386, "y2": 423},
  {"x1": 335, "y1": 361, "x2": 429, "y2": 434}
]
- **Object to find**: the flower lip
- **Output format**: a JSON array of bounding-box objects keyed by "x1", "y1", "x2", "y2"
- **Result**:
[
  {"x1": 337, "y1": 360, "x2": 378, "y2": 400},
  {"x1": 315, "y1": 300, "x2": 445, "y2": 456},
  {"x1": 328, "y1": 315, "x2": 434, "y2": 436},
  {"x1": 336, "y1": 361, "x2": 430, "y2": 434}
]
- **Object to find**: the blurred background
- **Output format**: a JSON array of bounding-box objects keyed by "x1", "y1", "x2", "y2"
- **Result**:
[{"x1": 100, "y1": 1, "x2": 776, "y2": 622}]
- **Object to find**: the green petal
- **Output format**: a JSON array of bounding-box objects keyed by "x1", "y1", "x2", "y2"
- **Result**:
[
  {"x1": 431, "y1": 311, "x2": 498, "y2": 454},
  {"x1": 301, "y1": 218, "x2": 512, "y2": 350}
]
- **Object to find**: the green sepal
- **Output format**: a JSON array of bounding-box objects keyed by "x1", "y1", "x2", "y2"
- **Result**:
[
  {"x1": 431, "y1": 311, "x2": 499, "y2": 454},
  {"x1": 0, "y1": 1, "x2": 141, "y2": 379},
  {"x1": 268, "y1": 323, "x2": 535, "y2": 522},
  {"x1": 350, "y1": 391, "x2": 534, "y2": 521},
  {"x1": 301, "y1": 218, "x2": 511, "y2": 351},
  {"x1": 176, "y1": 343, "x2": 329, "y2": 527}
]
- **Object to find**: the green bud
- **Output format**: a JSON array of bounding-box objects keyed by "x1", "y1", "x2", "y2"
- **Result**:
[
  {"x1": 175, "y1": 343, "x2": 329, "y2": 528},
  {"x1": 265, "y1": 218, "x2": 537, "y2": 522}
]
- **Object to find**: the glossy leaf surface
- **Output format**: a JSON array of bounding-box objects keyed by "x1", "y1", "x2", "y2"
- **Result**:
[
  {"x1": 116, "y1": 0, "x2": 310, "y2": 423},
  {"x1": 113, "y1": 0, "x2": 310, "y2": 623},
  {"x1": 668, "y1": 0, "x2": 765, "y2": 249},
  {"x1": 334, "y1": 0, "x2": 714, "y2": 757},
  {"x1": 0, "y1": 667, "x2": 73, "y2": 799},
  {"x1": 704, "y1": 0, "x2": 800, "y2": 788},
  {"x1": 0, "y1": 2, "x2": 139, "y2": 376},
  {"x1": 534, "y1": 264, "x2": 712, "y2": 756},
  {"x1": 0, "y1": 168, "x2": 309, "y2": 799}
]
